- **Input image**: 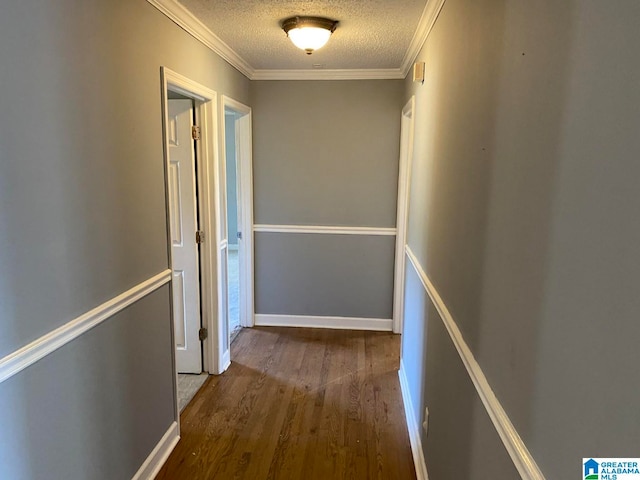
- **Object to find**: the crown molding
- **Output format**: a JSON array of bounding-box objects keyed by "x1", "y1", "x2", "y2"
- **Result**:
[
  {"x1": 400, "y1": 0, "x2": 447, "y2": 77},
  {"x1": 251, "y1": 68, "x2": 405, "y2": 81},
  {"x1": 148, "y1": 0, "x2": 446, "y2": 81},
  {"x1": 147, "y1": 0, "x2": 254, "y2": 78}
]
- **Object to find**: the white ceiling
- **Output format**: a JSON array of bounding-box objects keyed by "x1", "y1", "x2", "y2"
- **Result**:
[{"x1": 148, "y1": 0, "x2": 444, "y2": 79}]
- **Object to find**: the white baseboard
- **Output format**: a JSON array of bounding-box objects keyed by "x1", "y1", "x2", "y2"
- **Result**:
[
  {"x1": 404, "y1": 246, "x2": 545, "y2": 479},
  {"x1": 254, "y1": 314, "x2": 393, "y2": 331},
  {"x1": 221, "y1": 349, "x2": 231, "y2": 373},
  {"x1": 132, "y1": 421, "x2": 180, "y2": 480},
  {"x1": 399, "y1": 361, "x2": 429, "y2": 480}
]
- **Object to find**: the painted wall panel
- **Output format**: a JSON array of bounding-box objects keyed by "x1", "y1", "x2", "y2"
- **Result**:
[
  {"x1": 249, "y1": 79, "x2": 403, "y2": 320},
  {"x1": 400, "y1": 260, "x2": 429, "y2": 423},
  {"x1": 529, "y1": 1, "x2": 640, "y2": 472},
  {"x1": 0, "y1": 0, "x2": 249, "y2": 358},
  {"x1": 422, "y1": 296, "x2": 519, "y2": 479},
  {"x1": 402, "y1": 263, "x2": 519, "y2": 479},
  {"x1": 401, "y1": 0, "x2": 640, "y2": 477},
  {"x1": 0, "y1": 288, "x2": 174, "y2": 480},
  {"x1": 0, "y1": 0, "x2": 249, "y2": 476},
  {"x1": 255, "y1": 232, "x2": 395, "y2": 319},
  {"x1": 250, "y1": 80, "x2": 403, "y2": 228}
]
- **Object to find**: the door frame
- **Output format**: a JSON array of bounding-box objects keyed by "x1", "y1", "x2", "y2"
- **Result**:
[
  {"x1": 392, "y1": 96, "x2": 416, "y2": 334},
  {"x1": 161, "y1": 67, "x2": 223, "y2": 391},
  {"x1": 221, "y1": 96, "x2": 255, "y2": 331}
]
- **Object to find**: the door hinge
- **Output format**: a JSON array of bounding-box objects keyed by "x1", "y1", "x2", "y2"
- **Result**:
[
  {"x1": 199, "y1": 327, "x2": 208, "y2": 341},
  {"x1": 191, "y1": 125, "x2": 201, "y2": 140},
  {"x1": 237, "y1": 231, "x2": 242, "y2": 240},
  {"x1": 196, "y1": 230, "x2": 205, "y2": 244}
]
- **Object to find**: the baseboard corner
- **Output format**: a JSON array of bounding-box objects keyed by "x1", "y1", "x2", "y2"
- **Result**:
[
  {"x1": 398, "y1": 361, "x2": 429, "y2": 480},
  {"x1": 132, "y1": 421, "x2": 179, "y2": 480}
]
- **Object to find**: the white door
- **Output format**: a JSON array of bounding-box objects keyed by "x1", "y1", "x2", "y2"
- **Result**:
[{"x1": 168, "y1": 99, "x2": 202, "y2": 373}]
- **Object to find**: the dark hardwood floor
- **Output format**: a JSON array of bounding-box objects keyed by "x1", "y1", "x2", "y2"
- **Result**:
[{"x1": 156, "y1": 327, "x2": 417, "y2": 480}]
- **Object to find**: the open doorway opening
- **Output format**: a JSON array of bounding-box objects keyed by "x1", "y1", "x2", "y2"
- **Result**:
[
  {"x1": 224, "y1": 110, "x2": 241, "y2": 342},
  {"x1": 221, "y1": 96, "x2": 254, "y2": 352},
  {"x1": 166, "y1": 92, "x2": 208, "y2": 410},
  {"x1": 393, "y1": 96, "x2": 415, "y2": 335},
  {"x1": 161, "y1": 68, "x2": 221, "y2": 422},
  {"x1": 166, "y1": 92, "x2": 202, "y2": 374}
]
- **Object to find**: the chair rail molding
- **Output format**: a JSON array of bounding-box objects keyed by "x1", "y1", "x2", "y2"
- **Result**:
[
  {"x1": 0, "y1": 270, "x2": 171, "y2": 384},
  {"x1": 404, "y1": 245, "x2": 545, "y2": 480},
  {"x1": 253, "y1": 224, "x2": 397, "y2": 236}
]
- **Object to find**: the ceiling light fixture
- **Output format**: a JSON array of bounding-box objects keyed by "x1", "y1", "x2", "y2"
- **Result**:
[{"x1": 282, "y1": 16, "x2": 338, "y2": 55}]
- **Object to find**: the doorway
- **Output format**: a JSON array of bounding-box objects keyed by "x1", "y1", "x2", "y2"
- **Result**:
[
  {"x1": 167, "y1": 94, "x2": 202, "y2": 375},
  {"x1": 393, "y1": 96, "x2": 416, "y2": 335},
  {"x1": 161, "y1": 68, "x2": 222, "y2": 422},
  {"x1": 224, "y1": 109, "x2": 241, "y2": 342},
  {"x1": 221, "y1": 96, "x2": 254, "y2": 352}
]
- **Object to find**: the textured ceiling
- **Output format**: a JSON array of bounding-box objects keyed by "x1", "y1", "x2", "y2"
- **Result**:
[{"x1": 177, "y1": 0, "x2": 428, "y2": 71}]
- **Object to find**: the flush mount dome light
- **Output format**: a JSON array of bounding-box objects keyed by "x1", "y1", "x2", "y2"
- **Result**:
[{"x1": 282, "y1": 16, "x2": 338, "y2": 55}]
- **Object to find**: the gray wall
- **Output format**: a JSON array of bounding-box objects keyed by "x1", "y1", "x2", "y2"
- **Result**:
[
  {"x1": 255, "y1": 233, "x2": 395, "y2": 318},
  {"x1": 401, "y1": 0, "x2": 640, "y2": 478},
  {"x1": 0, "y1": 289, "x2": 174, "y2": 479},
  {"x1": 403, "y1": 265, "x2": 519, "y2": 479},
  {"x1": 0, "y1": 0, "x2": 249, "y2": 477},
  {"x1": 250, "y1": 80, "x2": 403, "y2": 319}
]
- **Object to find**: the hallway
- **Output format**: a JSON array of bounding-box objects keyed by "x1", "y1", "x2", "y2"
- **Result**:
[
  {"x1": 3, "y1": 1, "x2": 639, "y2": 478},
  {"x1": 156, "y1": 327, "x2": 417, "y2": 479}
]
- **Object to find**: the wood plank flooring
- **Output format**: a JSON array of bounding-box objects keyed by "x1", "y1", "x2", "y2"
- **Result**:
[{"x1": 156, "y1": 327, "x2": 417, "y2": 480}]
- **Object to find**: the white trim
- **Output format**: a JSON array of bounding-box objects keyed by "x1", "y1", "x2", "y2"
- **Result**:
[
  {"x1": 131, "y1": 421, "x2": 179, "y2": 480},
  {"x1": 217, "y1": 95, "x2": 256, "y2": 367},
  {"x1": 399, "y1": 0, "x2": 448, "y2": 77},
  {"x1": 220, "y1": 349, "x2": 231, "y2": 373},
  {"x1": 253, "y1": 224, "x2": 397, "y2": 236},
  {"x1": 147, "y1": 0, "x2": 253, "y2": 78},
  {"x1": 161, "y1": 67, "x2": 221, "y2": 377},
  {"x1": 222, "y1": 96, "x2": 255, "y2": 329},
  {"x1": 399, "y1": 361, "x2": 429, "y2": 480},
  {"x1": 404, "y1": 246, "x2": 545, "y2": 480},
  {"x1": 251, "y1": 69, "x2": 405, "y2": 81},
  {"x1": 255, "y1": 314, "x2": 392, "y2": 332},
  {"x1": 146, "y1": 0, "x2": 448, "y2": 81},
  {"x1": 392, "y1": 97, "x2": 416, "y2": 334},
  {"x1": 0, "y1": 270, "x2": 171, "y2": 384}
]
